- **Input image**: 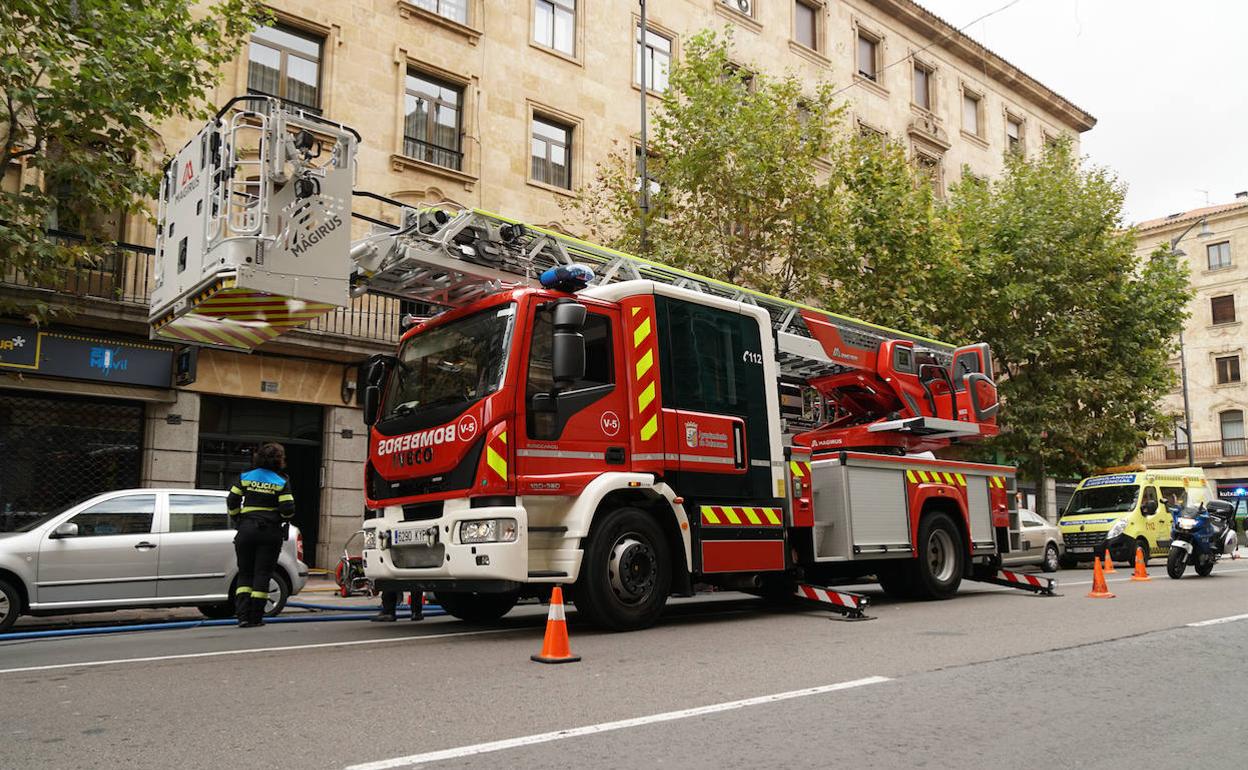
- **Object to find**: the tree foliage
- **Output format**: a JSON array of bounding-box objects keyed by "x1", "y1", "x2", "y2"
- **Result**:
[
  {"x1": 0, "y1": 0, "x2": 260, "y2": 318},
  {"x1": 941, "y1": 140, "x2": 1189, "y2": 494}
]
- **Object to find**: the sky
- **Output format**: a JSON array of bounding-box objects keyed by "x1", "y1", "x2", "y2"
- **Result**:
[{"x1": 915, "y1": 0, "x2": 1248, "y2": 224}]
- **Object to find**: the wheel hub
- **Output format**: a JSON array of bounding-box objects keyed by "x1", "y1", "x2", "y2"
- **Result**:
[
  {"x1": 928, "y1": 529, "x2": 956, "y2": 582},
  {"x1": 0, "y1": 593, "x2": 8, "y2": 622},
  {"x1": 265, "y1": 578, "x2": 280, "y2": 613},
  {"x1": 608, "y1": 535, "x2": 657, "y2": 605}
]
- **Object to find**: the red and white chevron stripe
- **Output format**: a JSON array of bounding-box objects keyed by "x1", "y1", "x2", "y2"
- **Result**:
[
  {"x1": 997, "y1": 569, "x2": 1049, "y2": 590},
  {"x1": 795, "y1": 583, "x2": 866, "y2": 610}
]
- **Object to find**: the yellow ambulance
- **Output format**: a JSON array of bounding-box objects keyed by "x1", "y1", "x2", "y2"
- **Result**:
[{"x1": 1057, "y1": 467, "x2": 1215, "y2": 568}]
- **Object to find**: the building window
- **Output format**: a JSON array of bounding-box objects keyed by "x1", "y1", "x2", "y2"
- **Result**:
[
  {"x1": 1207, "y1": 241, "x2": 1232, "y2": 270},
  {"x1": 404, "y1": 71, "x2": 463, "y2": 171},
  {"x1": 1222, "y1": 410, "x2": 1246, "y2": 456},
  {"x1": 247, "y1": 23, "x2": 323, "y2": 113},
  {"x1": 962, "y1": 90, "x2": 981, "y2": 136},
  {"x1": 794, "y1": 2, "x2": 819, "y2": 51},
  {"x1": 1216, "y1": 355, "x2": 1242, "y2": 385},
  {"x1": 531, "y1": 116, "x2": 572, "y2": 189},
  {"x1": 912, "y1": 63, "x2": 931, "y2": 110},
  {"x1": 1211, "y1": 294, "x2": 1236, "y2": 325},
  {"x1": 534, "y1": 0, "x2": 576, "y2": 56},
  {"x1": 913, "y1": 148, "x2": 944, "y2": 198},
  {"x1": 856, "y1": 31, "x2": 879, "y2": 81},
  {"x1": 636, "y1": 25, "x2": 672, "y2": 93},
  {"x1": 408, "y1": 0, "x2": 468, "y2": 24},
  {"x1": 1006, "y1": 115, "x2": 1023, "y2": 154}
]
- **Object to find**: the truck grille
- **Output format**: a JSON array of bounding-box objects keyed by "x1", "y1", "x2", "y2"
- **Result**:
[{"x1": 390, "y1": 544, "x2": 445, "y2": 569}]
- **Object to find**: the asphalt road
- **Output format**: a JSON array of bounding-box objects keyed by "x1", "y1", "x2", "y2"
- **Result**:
[{"x1": 3, "y1": 563, "x2": 1247, "y2": 769}]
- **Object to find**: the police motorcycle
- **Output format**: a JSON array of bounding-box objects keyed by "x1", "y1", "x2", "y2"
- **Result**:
[{"x1": 1166, "y1": 500, "x2": 1238, "y2": 579}]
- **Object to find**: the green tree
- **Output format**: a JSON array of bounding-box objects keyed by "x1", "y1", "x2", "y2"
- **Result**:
[
  {"x1": 942, "y1": 140, "x2": 1189, "y2": 515},
  {"x1": 0, "y1": 0, "x2": 260, "y2": 318},
  {"x1": 565, "y1": 30, "x2": 845, "y2": 299}
]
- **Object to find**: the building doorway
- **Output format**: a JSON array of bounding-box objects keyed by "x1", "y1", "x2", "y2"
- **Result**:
[{"x1": 197, "y1": 396, "x2": 323, "y2": 565}]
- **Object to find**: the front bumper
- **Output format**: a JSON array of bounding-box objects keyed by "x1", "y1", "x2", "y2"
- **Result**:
[{"x1": 363, "y1": 498, "x2": 542, "y2": 587}]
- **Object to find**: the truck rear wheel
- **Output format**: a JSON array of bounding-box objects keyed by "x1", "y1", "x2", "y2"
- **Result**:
[
  {"x1": 574, "y1": 507, "x2": 671, "y2": 632},
  {"x1": 434, "y1": 590, "x2": 519, "y2": 623},
  {"x1": 910, "y1": 512, "x2": 964, "y2": 600}
]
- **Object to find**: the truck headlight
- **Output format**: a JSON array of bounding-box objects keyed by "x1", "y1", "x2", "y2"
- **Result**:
[
  {"x1": 364, "y1": 528, "x2": 377, "y2": 550},
  {"x1": 459, "y1": 518, "x2": 518, "y2": 544},
  {"x1": 1178, "y1": 517, "x2": 1197, "y2": 530},
  {"x1": 1106, "y1": 519, "x2": 1128, "y2": 540}
]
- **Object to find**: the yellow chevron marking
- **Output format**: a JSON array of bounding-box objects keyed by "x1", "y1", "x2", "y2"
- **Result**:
[
  {"x1": 486, "y1": 447, "x2": 507, "y2": 480},
  {"x1": 701, "y1": 506, "x2": 720, "y2": 525},
  {"x1": 917, "y1": 470, "x2": 930, "y2": 483},
  {"x1": 943, "y1": 472, "x2": 956, "y2": 485},
  {"x1": 724, "y1": 508, "x2": 741, "y2": 524},
  {"x1": 637, "y1": 381, "x2": 656, "y2": 411},
  {"x1": 956, "y1": 473, "x2": 966, "y2": 486},
  {"x1": 764, "y1": 509, "x2": 782, "y2": 525},
  {"x1": 631, "y1": 306, "x2": 640, "y2": 316},
  {"x1": 640, "y1": 415, "x2": 658, "y2": 441},
  {"x1": 790, "y1": 461, "x2": 805, "y2": 477},
  {"x1": 633, "y1": 317, "x2": 651, "y2": 348},
  {"x1": 635, "y1": 349, "x2": 653, "y2": 379},
  {"x1": 498, "y1": 431, "x2": 507, "y2": 445},
  {"x1": 906, "y1": 470, "x2": 917, "y2": 483},
  {"x1": 744, "y1": 508, "x2": 761, "y2": 525}
]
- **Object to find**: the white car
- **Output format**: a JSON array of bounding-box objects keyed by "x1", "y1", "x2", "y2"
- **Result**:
[
  {"x1": 0, "y1": 489, "x2": 308, "y2": 632},
  {"x1": 1004, "y1": 509, "x2": 1064, "y2": 572}
]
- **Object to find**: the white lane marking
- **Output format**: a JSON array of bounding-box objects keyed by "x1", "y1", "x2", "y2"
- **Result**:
[
  {"x1": 345, "y1": 676, "x2": 892, "y2": 770},
  {"x1": 0, "y1": 628, "x2": 516, "y2": 675},
  {"x1": 1057, "y1": 565, "x2": 1248, "y2": 587},
  {"x1": 1187, "y1": 613, "x2": 1248, "y2": 627}
]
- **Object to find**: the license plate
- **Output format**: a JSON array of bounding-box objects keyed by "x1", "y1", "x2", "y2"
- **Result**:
[
  {"x1": 392, "y1": 526, "x2": 438, "y2": 547},
  {"x1": 1070, "y1": 546, "x2": 1094, "y2": 553}
]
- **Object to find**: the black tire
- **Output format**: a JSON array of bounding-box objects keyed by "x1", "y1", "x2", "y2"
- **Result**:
[
  {"x1": 573, "y1": 506, "x2": 672, "y2": 631},
  {"x1": 433, "y1": 590, "x2": 519, "y2": 623},
  {"x1": 1166, "y1": 547, "x2": 1187, "y2": 579},
  {"x1": 0, "y1": 579, "x2": 21, "y2": 633},
  {"x1": 910, "y1": 512, "x2": 964, "y2": 600},
  {"x1": 198, "y1": 602, "x2": 236, "y2": 620},
  {"x1": 264, "y1": 573, "x2": 291, "y2": 617},
  {"x1": 1058, "y1": 554, "x2": 1079, "y2": 569},
  {"x1": 1194, "y1": 554, "x2": 1215, "y2": 577},
  {"x1": 1042, "y1": 543, "x2": 1060, "y2": 573},
  {"x1": 1135, "y1": 538, "x2": 1151, "y2": 568},
  {"x1": 875, "y1": 565, "x2": 917, "y2": 599}
]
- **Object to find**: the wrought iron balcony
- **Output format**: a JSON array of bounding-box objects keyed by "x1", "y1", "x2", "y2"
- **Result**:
[{"x1": 1139, "y1": 439, "x2": 1248, "y2": 466}]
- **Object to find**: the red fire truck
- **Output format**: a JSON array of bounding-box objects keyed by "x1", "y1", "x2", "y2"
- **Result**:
[{"x1": 151, "y1": 98, "x2": 1050, "y2": 631}]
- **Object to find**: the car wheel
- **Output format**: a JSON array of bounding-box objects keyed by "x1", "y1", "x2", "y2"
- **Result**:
[
  {"x1": 198, "y1": 602, "x2": 236, "y2": 620},
  {"x1": 1166, "y1": 547, "x2": 1186, "y2": 579},
  {"x1": 574, "y1": 506, "x2": 672, "y2": 631},
  {"x1": 0, "y1": 579, "x2": 21, "y2": 633},
  {"x1": 264, "y1": 573, "x2": 291, "y2": 617},
  {"x1": 910, "y1": 512, "x2": 964, "y2": 600},
  {"x1": 1042, "y1": 543, "x2": 1060, "y2": 573},
  {"x1": 433, "y1": 591, "x2": 520, "y2": 623}
]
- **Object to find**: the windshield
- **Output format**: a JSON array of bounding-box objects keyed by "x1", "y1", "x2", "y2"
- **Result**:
[
  {"x1": 382, "y1": 303, "x2": 515, "y2": 420},
  {"x1": 1063, "y1": 485, "x2": 1140, "y2": 517}
]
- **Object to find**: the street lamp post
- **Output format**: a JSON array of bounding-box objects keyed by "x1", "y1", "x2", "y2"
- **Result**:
[
  {"x1": 638, "y1": 0, "x2": 649, "y2": 256},
  {"x1": 1168, "y1": 217, "x2": 1212, "y2": 467}
]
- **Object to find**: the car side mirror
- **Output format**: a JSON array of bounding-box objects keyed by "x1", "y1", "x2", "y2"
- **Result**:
[
  {"x1": 1141, "y1": 499, "x2": 1158, "y2": 516},
  {"x1": 51, "y1": 522, "x2": 78, "y2": 539},
  {"x1": 550, "y1": 300, "x2": 587, "y2": 389}
]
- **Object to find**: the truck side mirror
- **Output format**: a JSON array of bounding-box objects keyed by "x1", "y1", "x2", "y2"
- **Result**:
[
  {"x1": 1141, "y1": 499, "x2": 1158, "y2": 516},
  {"x1": 550, "y1": 300, "x2": 587, "y2": 388},
  {"x1": 360, "y1": 354, "x2": 397, "y2": 426}
]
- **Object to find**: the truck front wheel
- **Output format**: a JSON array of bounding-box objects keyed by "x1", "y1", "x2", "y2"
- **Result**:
[
  {"x1": 911, "y1": 512, "x2": 964, "y2": 600},
  {"x1": 434, "y1": 590, "x2": 519, "y2": 623},
  {"x1": 574, "y1": 507, "x2": 671, "y2": 631}
]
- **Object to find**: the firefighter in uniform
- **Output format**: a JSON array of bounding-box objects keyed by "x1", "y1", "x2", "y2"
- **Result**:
[{"x1": 227, "y1": 443, "x2": 295, "y2": 628}]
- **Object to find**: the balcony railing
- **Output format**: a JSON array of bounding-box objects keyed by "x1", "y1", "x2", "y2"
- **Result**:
[
  {"x1": 1139, "y1": 439, "x2": 1248, "y2": 466},
  {"x1": 2, "y1": 230, "x2": 412, "y2": 347}
]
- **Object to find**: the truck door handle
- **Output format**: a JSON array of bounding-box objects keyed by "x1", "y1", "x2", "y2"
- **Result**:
[
  {"x1": 732, "y1": 423, "x2": 745, "y2": 469},
  {"x1": 134, "y1": 541, "x2": 157, "y2": 550}
]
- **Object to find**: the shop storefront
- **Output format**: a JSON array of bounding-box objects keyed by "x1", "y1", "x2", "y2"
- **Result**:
[{"x1": 0, "y1": 322, "x2": 172, "y2": 529}]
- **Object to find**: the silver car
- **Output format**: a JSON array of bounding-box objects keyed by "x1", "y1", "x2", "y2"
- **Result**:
[
  {"x1": 1004, "y1": 509, "x2": 1064, "y2": 572},
  {"x1": 0, "y1": 489, "x2": 308, "y2": 632}
]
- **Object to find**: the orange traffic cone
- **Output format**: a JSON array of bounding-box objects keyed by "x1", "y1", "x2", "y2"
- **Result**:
[
  {"x1": 1130, "y1": 547, "x2": 1151, "y2": 582},
  {"x1": 1087, "y1": 556, "x2": 1115, "y2": 598},
  {"x1": 531, "y1": 586, "x2": 581, "y2": 664},
  {"x1": 1102, "y1": 548, "x2": 1116, "y2": 573}
]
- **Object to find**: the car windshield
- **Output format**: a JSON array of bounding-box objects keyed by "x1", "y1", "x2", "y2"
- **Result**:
[
  {"x1": 381, "y1": 303, "x2": 515, "y2": 421},
  {"x1": 1064, "y1": 485, "x2": 1140, "y2": 516}
]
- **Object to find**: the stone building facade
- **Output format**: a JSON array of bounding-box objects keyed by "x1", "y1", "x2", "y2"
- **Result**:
[
  {"x1": 1135, "y1": 196, "x2": 1248, "y2": 513},
  {"x1": 1, "y1": 0, "x2": 1095, "y2": 564}
]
